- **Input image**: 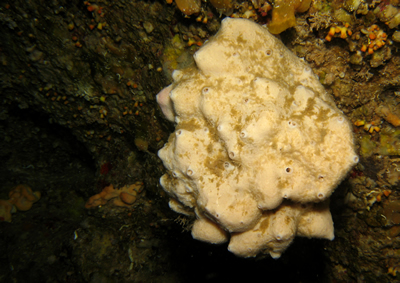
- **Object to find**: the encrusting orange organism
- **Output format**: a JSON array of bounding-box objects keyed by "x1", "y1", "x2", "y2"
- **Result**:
[
  {"x1": 325, "y1": 23, "x2": 352, "y2": 41},
  {"x1": 360, "y1": 24, "x2": 387, "y2": 55},
  {"x1": 85, "y1": 182, "x2": 144, "y2": 209},
  {"x1": 0, "y1": 184, "x2": 41, "y2": 222}
]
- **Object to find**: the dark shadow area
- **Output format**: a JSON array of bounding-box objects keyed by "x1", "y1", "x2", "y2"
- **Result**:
[
  {"x1": 164, "y1": 224, "x2": 327, "y2": 283},
  {"x1": 0, "y1": 104, "x2": 96, "y2": 282}
]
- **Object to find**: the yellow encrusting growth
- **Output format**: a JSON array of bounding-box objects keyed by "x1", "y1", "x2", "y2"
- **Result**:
[
  {"x1": 268, "y1": 0, "x2": 312, "y2": 34},
  {"x1": 174, "y1": 0, "x2": 201, "y2": 15}
]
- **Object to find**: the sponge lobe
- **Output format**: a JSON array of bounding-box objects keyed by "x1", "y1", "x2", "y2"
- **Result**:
[{"x1": 157, "y1": 18, "x2": 357, "y2": 258}]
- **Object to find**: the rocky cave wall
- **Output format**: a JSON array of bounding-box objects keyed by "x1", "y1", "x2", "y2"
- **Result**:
[{"x1": 0, "y1": 0, "x2": 400, "y2": 282}]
